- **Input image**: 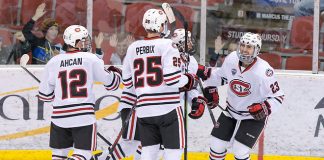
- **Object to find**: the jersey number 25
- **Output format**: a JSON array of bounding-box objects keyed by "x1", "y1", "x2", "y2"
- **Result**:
[{"x1": 134, "y1": 56, "x2": 163, "y2": 88}]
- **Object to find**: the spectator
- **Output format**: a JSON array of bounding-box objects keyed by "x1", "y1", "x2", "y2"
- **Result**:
[
  {"x1": 6, "y1": 31, "x2": 31, "y2": 64},
  {"x1": 22, "y1": 3, "x2": 61, "y2": 64},
  {"x1": 109, "y1": 33, "x2": 134, "y2": 65},
  {"x1": 0, "y1": 36, "x2": 12, "y2": 64}
]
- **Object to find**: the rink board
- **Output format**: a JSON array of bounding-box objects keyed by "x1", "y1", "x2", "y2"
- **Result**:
[{"x1": 0, "y1": 66, "x2": 324, "y2": 159}]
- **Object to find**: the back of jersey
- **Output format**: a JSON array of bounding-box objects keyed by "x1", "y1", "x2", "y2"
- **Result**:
[
  {"x1": 123, "y1": 37, "x2": 184, "y2": 118},
  {"x1": 39, "y1": 52, "x2": 117, "y2": 128}
]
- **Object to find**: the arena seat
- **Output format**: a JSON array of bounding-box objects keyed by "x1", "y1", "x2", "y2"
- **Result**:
[
  {"x1": 0, "y1": 0, "x2": 19, "y2": 25},
  {"x1": 285, "y1": 56, "x2": 314, "y2": 70},
  {"x1": 125, "y1": 3, "x2": 157, "y2": 38},
  {"x1": 55, "y1": 0, "x2": 86, "y2": 29},
  {"x1": 280, "y1": 16, "x2": 318, "y2": 54},
  {"x1": 0, "y1": 29, "x2": 13, "y2": 46},
  {"x1": 259, "y1": 53, "x2": 282, "y2": 69},
  {"x1": 93, "y1": 0, "x2": 123, "y2": 34}
]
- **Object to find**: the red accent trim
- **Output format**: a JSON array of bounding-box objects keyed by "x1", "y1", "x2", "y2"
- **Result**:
[
  {"x1": 128, "y1": 111, "x2": 136, "y2": 140},
  {"x1": 114, "y1": 148, "x2": 122, "y2": 159},
  {"x1": 92, "y1": 123, "x2": 97, "y2": 151},
  {"x1": 144, "y1": 36, "x2": 161, "y2": 40},
  {"x1": 66, "y1": 50, "x2": 80, "y2": 54},
  {"x1": 239, "y1": 58, "x2": 258, "y2": 73},
  {"x1": 121, "y1": 96, "x2": 136, "y2": 103},
  {"x1": 210, "y1": 152, "x2": 225, "y2": 158},
  {"x1": 137, "y1": 96, "x2": 180, "y2": 103},
  {"x1": 164, "y1": 75, "x2": 181, "y2": 82},
  {"x1": 53, "y1": 107, "x2": 93, "y2": 114},
  {"x1": 123, "y1": 81, "x2": 132, "y2": 87},
  {"x1": 177, "y1": 107, "x2": 185, "y2": 148},
  {"x1": 38, "y1": 95, "x2": 54, "y2": 101}
]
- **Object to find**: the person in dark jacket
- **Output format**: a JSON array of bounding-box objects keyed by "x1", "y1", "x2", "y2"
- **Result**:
[{"x1": 22, "y1": 3, "x2": 60, "y2": 64}]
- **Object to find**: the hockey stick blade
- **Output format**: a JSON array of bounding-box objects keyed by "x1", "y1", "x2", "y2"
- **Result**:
[
  {"x1": 162, "y1": 3, "x2": 176, "y2": 24},
  {"x1": 20, "y1": 54, "x2": 29, "y2": 67},
  {"x1": 19, "y1": 54, "x2": 41, "y2": 83}
]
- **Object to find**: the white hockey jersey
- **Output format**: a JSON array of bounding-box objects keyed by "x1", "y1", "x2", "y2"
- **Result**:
[
  {"x1": 38, "y1": 51, "x2": 121, "y2": 128},
  {"x1": 180, "y1": 55, "x2": 199, "y2": 105},
  {"x1": 122, "y1": 37, "x2": 189, "y2": 118},
  {"x1": 204, "y1": 52, "x2": 284, "y2": 120}
]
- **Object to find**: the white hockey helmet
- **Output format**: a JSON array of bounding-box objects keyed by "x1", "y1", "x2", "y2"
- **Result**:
[
  {"x1": 237, "y1": 32, "x2": 262, "y2": 64},
  {"x1": 142, "y1": 9, "x2": 168, "y2": 35},
  {"x1": 171, "y1": 28, "x2": 196, "y2": 55},
  {"x1": 63, "y1": 25, "x2": 91, "y2": 52}
]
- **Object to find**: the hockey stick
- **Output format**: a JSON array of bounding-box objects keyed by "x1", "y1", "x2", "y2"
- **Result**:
[
  {"x1": 105, "y1": 105, "x2": 136, "y2": 159},
  {"x1": 19, "y1": 54, "x2": 113, "y2": 147},
  {"x1": 197, "y1": 79, "x2": 226, "y2": 127},
  {"x1": 162, "y1": 3, "x2": 189, "y2": 160},
  {"x1": 20, "y1": 54, "x2": 40, "y2": 83}
]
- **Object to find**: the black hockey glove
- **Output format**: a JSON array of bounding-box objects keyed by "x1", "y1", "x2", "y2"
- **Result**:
[
  {"x1": 203, "y1": 86, "x2": 219, "y2": 109},
  {"x1": 106, "y1": 65, "x2": 122, "y2": 76},
  {"x1": 189, "y1": 96, "x2": 206, "y2": 119},
  {"x1": 179, "y1": 73, "x2": 198, "y2": 92},
  {"x1": 196, "y1": 64, "x2": 211, "y2": 81},
  {"x1": 247, "y1": 102, "x2": 271, "y2": 120}
]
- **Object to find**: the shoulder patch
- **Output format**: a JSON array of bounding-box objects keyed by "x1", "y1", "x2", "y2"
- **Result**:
[{"x1": 265, "y1": 68, "x2": 273, "y2": 77}]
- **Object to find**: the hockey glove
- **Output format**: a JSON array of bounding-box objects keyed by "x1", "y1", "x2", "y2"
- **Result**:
[
  {"x1": 203, "y1": 86, "x2": 219, "y2": 109},
  {"x1": 179, "y1": 73, "x2": 198, "y2": 92},
  {"x1": 189, "y1": 96, "x2": 207, "y2": 119},
  {"x1": 106, "y1": 66, "x2": 122, "y2": 76},
  {"x1": 248, "y1": 102, "x2": 271, "y2": 120},
  {"x1": 196, "y1": 64, "x2": 211, "y2": 81}
]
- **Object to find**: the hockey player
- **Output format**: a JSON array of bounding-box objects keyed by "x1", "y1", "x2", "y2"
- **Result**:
[
  {"x1": 38, "y1": 25, "x2": 121, "y2": 160},
  {"x1": 171, "y1": 28, "x2": 207, "y2": 119},
  {"x1": 122, "y1": 8, "x2": 198, "y2": 160},
  {"x1": 203, "y1": 32, "x2": 284, "y2": 160},
  {"x1": 97, "y1": 86, "x2": 142, "y2": 160}
]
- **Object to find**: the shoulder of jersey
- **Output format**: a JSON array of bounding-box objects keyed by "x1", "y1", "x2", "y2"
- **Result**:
[
  {"x1": 223, "y1": 51, "x2": 239, "y2": 65},
  {"x1": 256, "y1": 57, "x2": 275, "y2": 78}
]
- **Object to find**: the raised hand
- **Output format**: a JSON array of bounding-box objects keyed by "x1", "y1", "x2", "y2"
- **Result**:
[{"x1": 32, "y1": 3, "x2": 47, "y2": 21}]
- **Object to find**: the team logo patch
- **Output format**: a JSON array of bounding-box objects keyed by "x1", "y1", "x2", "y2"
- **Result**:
[
  {"x1": 231, "y1": 68, "x2": 237, "y2": 76},
  {"x1": 266, "y1": 69, "x2": 273, "y2": 77},
  {"x1": 75, "y1": 28, "x2": 81, "y2": 32},
  {"x1": 229, "y1": 79, "x2": 251, "y2": 97}
]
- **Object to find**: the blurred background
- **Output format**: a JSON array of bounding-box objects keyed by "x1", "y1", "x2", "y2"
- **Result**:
[{"x1": 0, "y1": 0, "x2": 322, "y2": 72}]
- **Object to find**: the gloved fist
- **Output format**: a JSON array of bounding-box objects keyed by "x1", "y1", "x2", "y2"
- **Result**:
[
  {"x1": 189, "y1": 96, "x2": 206, "y2": 119},
  {"x1": 248, "y1": 102, "x2": 271, "y2": 120},
  {"x1": 203, "y1": 86, "x2": 219, "y2": 109},
  {"x1": 106, "y1": 65, "x2": 122, "y2": 76},
  {"x1": 196, "y1": 64, "x2": 211, "y2": 81},
  {"x1": 179, "y1": 73, "x2": 198, "y2": 92}
]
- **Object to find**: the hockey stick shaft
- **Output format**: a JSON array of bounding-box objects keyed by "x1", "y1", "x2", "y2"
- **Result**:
[
  {"x1": 20, "y1": 66, "x2": 40, "y2": 83},
  {"x1": 20, "y1": 64, "x2": 113, "y2": 146},
  {"x1": 108, "y1": 105, "x2": 136, "y2": 156}
]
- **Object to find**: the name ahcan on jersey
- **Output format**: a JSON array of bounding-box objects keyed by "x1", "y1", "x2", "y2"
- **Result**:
[
  {"x1": 136, "y1": 45, "x2": 155, "y2": 55},
  {"x1": 60, "y1": 58, "x2": 82, "y2": 67}
]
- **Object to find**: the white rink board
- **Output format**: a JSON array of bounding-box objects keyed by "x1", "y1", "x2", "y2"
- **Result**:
[{"x1": 0, "y1": 66, "x2": 323, "y2": 157}]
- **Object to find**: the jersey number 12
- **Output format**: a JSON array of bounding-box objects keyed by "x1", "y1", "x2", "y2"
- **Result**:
[{"x1": 58, "y1": 69, "x2": 87, "y2": 99}]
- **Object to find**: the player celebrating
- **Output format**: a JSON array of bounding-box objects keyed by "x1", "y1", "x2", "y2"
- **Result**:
[
  {"x1": 122, "y1": 8, "x2": 198, "y2": 160},
  {"x1": 38, "y1": 25, "x2": 121, "y2": 160},
  {"x1": 203, "y1": 32, "x2": 284, "y2": 160},
  {"x1": 171, "y1": 28, "x2": 207, "y2": 119}
]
